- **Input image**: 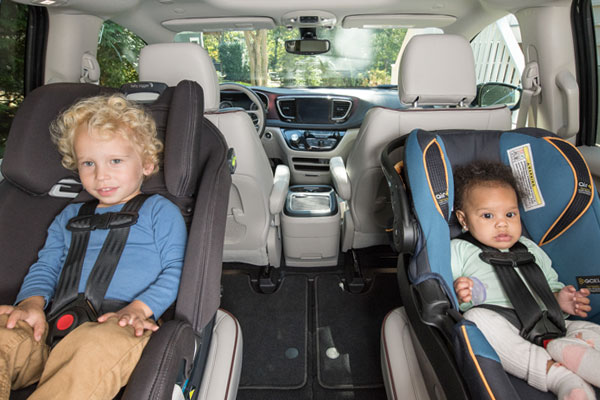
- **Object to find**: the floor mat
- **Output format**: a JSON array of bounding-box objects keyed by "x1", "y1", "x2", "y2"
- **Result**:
[
  {"x1": 220, "y1": 273, "x2": 308, "y2": 389},
  {"x1": 315, "y1": 273, "x2": 401, "y2": 389}
]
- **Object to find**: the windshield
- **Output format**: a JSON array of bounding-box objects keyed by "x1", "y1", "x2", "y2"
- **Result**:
[{"x1": 175, "y1": 27, "x2": 408, "y2": 88}]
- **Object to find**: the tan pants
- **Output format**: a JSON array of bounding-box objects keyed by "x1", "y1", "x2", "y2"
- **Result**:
[{"x1": 0, "y1": 315, "x2": 151, "y2": 400}]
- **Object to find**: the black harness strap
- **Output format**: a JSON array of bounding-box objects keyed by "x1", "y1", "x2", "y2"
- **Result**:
[
  {"x1": 49, "y1": 200, "x2": 98, "y2": 316},
  {"x1": 46, "y1": 194, "x2": 150, "y2": 346},
  {"x1": 83, "y1": 195, "x2": 149, "y2": 312},
  {"x1": 459, "y1": 232, "x2": 565, "y2": 346}
]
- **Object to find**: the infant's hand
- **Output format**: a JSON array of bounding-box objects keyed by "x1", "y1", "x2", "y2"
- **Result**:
[
  {"x1": 98, "y1": 300, "x2": 158, "y2": 337},
  {"x1": 454, "y1": 277, "x2": 474, "y2": 304},
  {"x1": 556, "y1": 285, "x2": 591, "y2": 317},
  {"x1": 0, "y1": 297, "x2": 47, "y2": 341}
]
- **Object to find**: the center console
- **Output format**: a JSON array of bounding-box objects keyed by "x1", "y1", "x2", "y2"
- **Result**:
[
  {"x1": 281, "y1": 185, "x2": 340, "y2": 267},
  {"x1": 282, "y1": 129, "x2": 346, "y2": 152}
]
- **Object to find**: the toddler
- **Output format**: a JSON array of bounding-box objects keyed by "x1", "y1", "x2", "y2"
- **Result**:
[{"x1": 0, "y1": 94, "x2": 187, "y2": 399}]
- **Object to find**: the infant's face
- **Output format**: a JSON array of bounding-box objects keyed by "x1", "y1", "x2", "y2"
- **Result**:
[{"x1": 456, "y1": 184, "x2": 521, "y2": 250}]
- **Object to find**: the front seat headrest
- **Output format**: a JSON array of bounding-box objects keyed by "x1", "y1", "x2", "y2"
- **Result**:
[
  {"x1": 398, "y1": 34, "x2": 477, "y2": 107},
  {"x1": 138, "y1": 42, "x2": 220, "y2": 112}
]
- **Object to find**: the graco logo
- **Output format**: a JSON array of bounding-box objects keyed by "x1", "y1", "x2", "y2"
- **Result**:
[
  {"x1": 577, "y1": 275, "x2": 600, "y2": 294},
  {"x1": 578, "y1": 181, "x2": 592, "y2": 196}
]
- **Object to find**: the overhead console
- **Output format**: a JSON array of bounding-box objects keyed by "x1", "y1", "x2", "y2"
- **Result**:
[{"x1": 276, "y1": 96, "x2": 353, "y2": 124}]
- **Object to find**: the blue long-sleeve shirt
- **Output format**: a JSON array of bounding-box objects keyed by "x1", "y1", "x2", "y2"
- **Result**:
[{"x1": 16, "y1": 194, "x2": 187, "y2": 319}]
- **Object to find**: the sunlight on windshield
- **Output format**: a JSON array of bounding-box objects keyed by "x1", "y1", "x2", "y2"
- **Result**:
[{"x1": 175, "y1": 27, "x2": 407, "y2": 88}]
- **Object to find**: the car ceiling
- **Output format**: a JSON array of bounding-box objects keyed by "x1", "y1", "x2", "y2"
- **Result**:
[{"x1": 19, "y1": 0, "x2": 570, "y2": 43}]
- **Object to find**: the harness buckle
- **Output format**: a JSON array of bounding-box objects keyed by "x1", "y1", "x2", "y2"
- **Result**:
[
  {"x1": 522, "y1": 311, "x2": 565, "y2": 346},
  {"x1": 46, "y1": 294, "x2": 97, "y2": 347},
  {"x1": 67, "y1": 211, "x2": 139, "y2": 232}
]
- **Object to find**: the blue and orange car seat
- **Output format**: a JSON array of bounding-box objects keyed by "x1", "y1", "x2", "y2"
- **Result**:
[{"x1": 381, "y1": 127, "x2": 600, "y2": 399}]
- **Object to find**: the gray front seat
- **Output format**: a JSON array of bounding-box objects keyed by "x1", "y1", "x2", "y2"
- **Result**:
[
  {"x1": 139, "y1": 42, "x2": 289, "y2": 268},
  {"x1": 331, "y1": 34, "x2": 512, "y2": 252}
]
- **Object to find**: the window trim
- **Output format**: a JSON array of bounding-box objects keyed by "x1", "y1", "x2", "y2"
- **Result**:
[
  {"x1": 572, "y1": 0, "x2": 597, "y2": 145},
  {"x1": 24, "y1": 5, "x2": 48, "y2": 95}
]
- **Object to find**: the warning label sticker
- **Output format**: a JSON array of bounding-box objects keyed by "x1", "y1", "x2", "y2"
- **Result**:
[{"x1": 507, "y1": 143, "x2": 545, "y2": 212}]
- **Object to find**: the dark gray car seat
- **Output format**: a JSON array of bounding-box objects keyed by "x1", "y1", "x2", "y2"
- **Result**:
[{"x1": 2, "y1": 80, "x2": 240, "y2": 399}]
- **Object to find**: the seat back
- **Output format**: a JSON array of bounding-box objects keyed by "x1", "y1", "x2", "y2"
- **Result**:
[
  {"x1": 342, "y1": 34, "x2": 511, "y2": 250},
  {"x1": 139, "y1": 42, "x2": 281, "y2": 267},
  {"x1": 381, "y1": 127, "x2": 600, "y2": 399}
]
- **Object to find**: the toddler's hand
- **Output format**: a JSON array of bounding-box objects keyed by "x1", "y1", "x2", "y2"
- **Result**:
[
  {"x1": 0, "y1": 296, "x2": 47, "y2": 341},
  {"x1": 98, "y1": 300, "x2": 158, "y2": 337},
  {"x1": 556, "y1": 285, "x2": 591, "y2": 317},
  {"x1": 454, "y1": 277, "x2": 474, "y2": 304}
]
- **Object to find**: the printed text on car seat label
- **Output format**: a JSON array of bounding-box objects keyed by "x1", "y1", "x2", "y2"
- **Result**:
[{"x1": 507, "y1": 143, "x2": 545, "y2": 212}]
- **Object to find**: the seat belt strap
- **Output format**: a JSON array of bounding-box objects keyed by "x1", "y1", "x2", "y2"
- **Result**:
[
  {"x1": 48, "y1": 194, "x2": 150, "y2": 318},
  {"x1": 458, "y1": 232, "x2": 565, "y2": 344},
  {"x1": 517, "y1": 61, "x2": 541, "y2": 128}
]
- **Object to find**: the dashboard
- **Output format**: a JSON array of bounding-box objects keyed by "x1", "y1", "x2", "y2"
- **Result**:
[{"x1": 219, "y1": 86, "x2": 403, "y2": 184}]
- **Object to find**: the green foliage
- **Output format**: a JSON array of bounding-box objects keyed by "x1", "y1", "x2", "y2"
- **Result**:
[
  {"x1": 218, "y1": 40, "x2": 249, "y2": 82},
  {"x1": 97, "y1": 21, "x2": 146, "y2": 88},
  {"x1": 0, "y1": 1, "x2": 27, "y2": 157},
  {"x1": 176, "y1": 26, "x2": 407, "y2": 88}
]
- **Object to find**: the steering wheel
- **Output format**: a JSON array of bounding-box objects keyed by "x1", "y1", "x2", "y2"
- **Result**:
[{"x1": 219, "y1": 83, "x2": 266, "y2": 138}]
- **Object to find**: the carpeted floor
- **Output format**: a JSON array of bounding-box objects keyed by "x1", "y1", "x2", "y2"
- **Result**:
[
  {"x1": 220, "y1": 273, "x2": 309, "y2": 389},
  {"x1": 315, "y1": 273, "x2": 401, "y2": 389},
  {"x1": 220, "y1": 264, "x2": 401, "y2": 399}
]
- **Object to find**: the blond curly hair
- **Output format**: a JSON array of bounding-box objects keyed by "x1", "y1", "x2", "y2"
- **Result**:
[{"x1": 51, "y1": 94, "x2": 163, "y2": 174}]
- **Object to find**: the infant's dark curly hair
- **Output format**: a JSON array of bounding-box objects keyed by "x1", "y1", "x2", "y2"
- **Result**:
[{"x1": 453, "y1": 160, "x2": 521, "y2": 211}]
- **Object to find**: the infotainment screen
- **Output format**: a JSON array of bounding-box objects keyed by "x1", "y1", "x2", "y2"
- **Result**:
[{"x1": 295, "y1": 98, "x2": 330, "y2": 124}]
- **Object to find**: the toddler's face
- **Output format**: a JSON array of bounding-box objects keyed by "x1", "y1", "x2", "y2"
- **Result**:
[
  {"x1": 74, "y1": 126, "x2": 154, "y2": 207},
  {"x1": 456, "y1": 183, "x2": 521, "y2": 249}
]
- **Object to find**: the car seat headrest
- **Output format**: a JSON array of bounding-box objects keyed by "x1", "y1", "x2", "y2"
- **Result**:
[
  {"x1": 398, "y1": 34, "x2": 477, "y2": 107},
  {"x1": 138, "y1": 42, "x2": 220, "y2": 112},
  {"x1": 2, "y1": 81, "x2": 205, "y2": 203},
  {"x1": 120, "y1": 81, "x2": 168, "y2": 104},
  {"x1": 143, "y1": 80, "x2": 206, "y2": 198},
  {"x1": 1, "y1": 83, "x2": 116, "y2": 196}
]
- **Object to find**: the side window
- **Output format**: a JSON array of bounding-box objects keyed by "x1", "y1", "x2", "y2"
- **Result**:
[
  {"x1": 97, "y1": 21, "x2": 146, "y2": 88},
  {"x1": 0, "y1": 2, "x2": 28, "y2": 157},
  {"x1": 470, "y1": 14, "x2": 523, "y2": 109}
]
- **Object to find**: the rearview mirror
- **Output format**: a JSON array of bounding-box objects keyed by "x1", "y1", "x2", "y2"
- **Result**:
[
  {"x1": 285, "y1": 39, "x2": 330, "y2": 55},
  {"x1": 474, "y1": 82, "x2": 522, "y2": 110}
]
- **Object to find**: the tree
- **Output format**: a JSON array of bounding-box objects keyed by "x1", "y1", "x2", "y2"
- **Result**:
[
  {"x1": 244, "y1": 30, "x2": 268, "y2": 86},
  {"x1": 97, "y1": 21, "x2": 146, "y2": 88},
  {"x1": 218, "y1": 40, "x2": 249, "y2": 82},
  {"x1": 0, "y1": 1, "x2": 27, "y2": 156}
]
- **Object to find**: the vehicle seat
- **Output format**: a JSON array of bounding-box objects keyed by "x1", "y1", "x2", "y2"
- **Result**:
[
  {"x1": 380, "y1": 127, "x2": 600, "y2": 399},
  {"x1": 3, "y1": 80, "x2": 240, "y2": 400},
  {"x1": 331, "y1": 34, "x2": 512, "y2": 251},
  {"x1": 138, "y1": 42, "x2": 290, "y2": 268}
]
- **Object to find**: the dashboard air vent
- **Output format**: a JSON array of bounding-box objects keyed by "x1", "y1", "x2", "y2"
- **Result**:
[
  {"x1": 277, "y1": 98, "x2": 296, "y2": 120},
  {"x1": 332, "y1": 99, "x2": 352, "y2": 120}
]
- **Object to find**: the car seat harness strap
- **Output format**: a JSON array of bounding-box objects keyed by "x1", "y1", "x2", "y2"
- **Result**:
[
  {"x1": 46, "y1": 193, "x2": 150, "y2": 347},
  {"x1": 458, "y1": 232, "x2": 566, "y2": 346}
]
